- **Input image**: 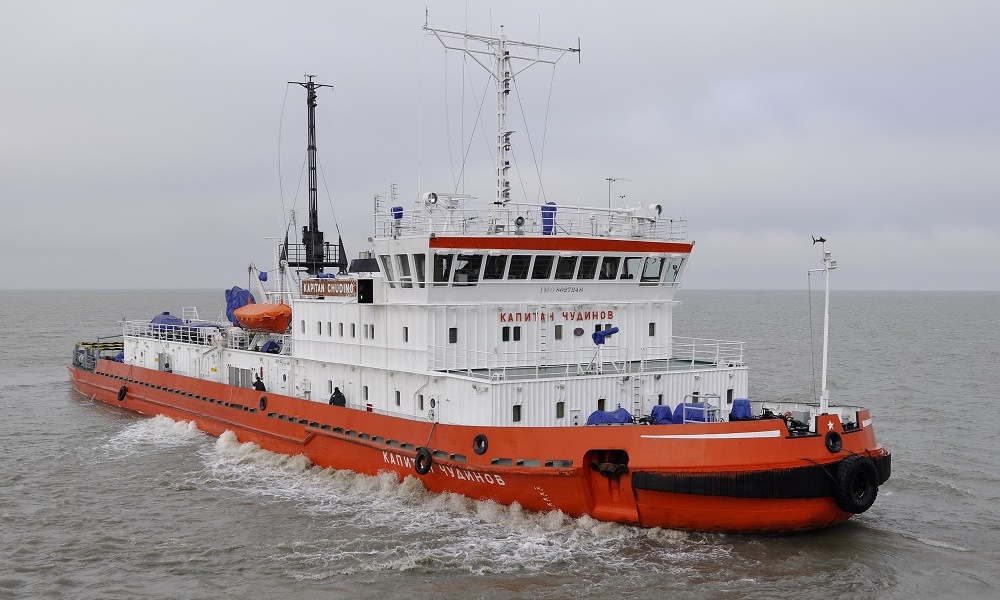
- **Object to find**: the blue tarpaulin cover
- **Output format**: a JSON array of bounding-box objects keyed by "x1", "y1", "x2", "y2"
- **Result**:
[
  {"x1": 651, "y1": 404, "x2": 676, "y2": 424},
  {"x1": 225, "y1": 287, "x2": 256, "y2": 326},
  {"x1": 586, "y1": 407, "x2": 633, "y2": 425},
  {"x1": 730, "y1": 398, "x2": 752, "y2": 420}
]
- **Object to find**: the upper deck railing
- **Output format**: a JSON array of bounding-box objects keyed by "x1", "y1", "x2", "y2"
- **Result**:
[
  {"x1": 375, "y1": 199, "x2": 687, "y2": 242},
  {"x1": 122, "y1": 320, "x2": 293, "y2": 355}
]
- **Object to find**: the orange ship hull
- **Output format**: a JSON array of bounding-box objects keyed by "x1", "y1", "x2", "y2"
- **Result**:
[{"x1": 70, "y1": 359, "x2": 890, "y2": 533}]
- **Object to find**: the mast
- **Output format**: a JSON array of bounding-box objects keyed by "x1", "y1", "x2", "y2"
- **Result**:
[
  {"x1": 810, "y1": 237, "x2": 838, "y2": 414},
  {"x1": 286, "y1": 75, "x2": 348, "y2": 277},
  {"x1": 423, "y1": 21, "x2": 579, "y2": 205}
]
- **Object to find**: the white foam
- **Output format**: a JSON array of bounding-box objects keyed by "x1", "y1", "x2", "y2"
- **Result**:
[
  {"x1": 916, "y1": 537, "x2": 970, "y2": 552},
  {"x1": 100, "y1": 415, "x2": 207, "y2": 456},
  {"x1": 99, "y1": 415, "x2": 729, "y2": 577}
]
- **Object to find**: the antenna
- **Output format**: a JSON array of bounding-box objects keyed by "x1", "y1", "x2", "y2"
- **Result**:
[
  {"x1": 606, "y1": 177, "x2": 630, "y2": 208},
  {"x1": 424, "y1": 21, "x2": 579, "y2": 206}
]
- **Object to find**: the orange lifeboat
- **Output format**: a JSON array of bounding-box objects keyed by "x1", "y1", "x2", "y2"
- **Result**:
[{"x1": 233, "y1": 302, "x2": 292, "y2": 333}]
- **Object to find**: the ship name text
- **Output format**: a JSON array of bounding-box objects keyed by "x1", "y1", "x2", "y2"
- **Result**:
[
  {"x1": 500, "y1": 309, "x2": 614, "y2": 323},
  {"x1": 382, "y1": 451, "x2": 506, "y2": 486}
]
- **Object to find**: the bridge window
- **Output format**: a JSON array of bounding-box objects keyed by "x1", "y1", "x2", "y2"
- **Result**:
[
  {"x1": 403, "y1": 326, "x2": 408, "y2": 342},
  {"x1": 413, "y1": 254, "x2": 426, "y2": 287},
  {"x1": 502, "y1": 326, "x2": 510, "y2": 342},
  {"x1": 317, "y1": 321, "x2": 322, "y2": 335},
  {"x1": 599, "y1": 257, "x2": 620, "y2": 280},
  {"x1": 513, "y1": 326, "x2": 521, "y2": 341},
  {"x1": 396, "y1": 254, "x2": 413, "y2": 288},
  {"x1": 620, "y1": 256, "x2": 641, "y2": 280},
  {"x1": 433, "y1": 253, "x2": 454, "y2": 286},
  {"x1": 484, "y1": 255, "x2": 508, "y2": 279},
  {"x1": 351, "y1": 323, "x2": 356, "y2": 338},
  {"x1": 300, "y1": 320, "x2": 306, "y2": 334},
  {"x1": 577, "y1": 256, "x2": 599, "y2": 279},
  {"x1": 555, "y1": 325, "x2": 563, "y2": 340},
  {"x1": 455, "y1": 254, "x2": 483, "y2": 285},
  {"x1": 648, "y1": 322, "x2": 656, "y2": 336},
  {"x1": 664, "y1": 256, "x2": 685, "y2": 284},
  {"x1": 508, "y1": 255, "x2": 531, "y2": 279},
  {"x1": 513, "y1": 405, "x2": 522, "y2": 422},
  {"x1": 379, "y1": 255, "x2": 396, "y2": 288},
  {"x1": 395, "y1": 391, "x2": 401, "y2": 407},
  {"x1": 556, "y1": 401, "x2": 565, "y2": 419},
  {"x1": 641, "y1": 257, "x2": 665, "y2": 284},
  {"x1": 554, "y1": 256, "x2": 577, "y2": 279},
  {"x1": 449, "y1": 327, "x2": 458, "y2": 343},
  {"x1": 339, "y1": 322, "x2": 344, "y2": 337},
  {"x1": 531, "y1": 256, "x2": 555, "y2": 279}
]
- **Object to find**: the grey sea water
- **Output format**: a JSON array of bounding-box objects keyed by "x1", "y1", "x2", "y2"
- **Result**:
[{"x1": 2, "y1": 289, "x2": 999, "y2": 599}]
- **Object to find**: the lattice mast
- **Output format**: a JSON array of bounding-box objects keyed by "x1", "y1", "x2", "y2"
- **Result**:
[
  {"x1": 287, "y1": 75, "x2": 347, "y2": 276},
  {"x1": 423, "y1": 20, "x2": 579, "y2": 205}
]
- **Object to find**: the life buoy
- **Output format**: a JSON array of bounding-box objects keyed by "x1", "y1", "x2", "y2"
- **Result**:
[
  {"x1": 414, "y1": 447, "x2": 433, "y2": 475},
  {"x1": 259, "y1": 396, "x2": 267, "y2": 411},
  {"x1": 825, "y1": 431, "x2": 843, "y2": 454},
  {"x1": 117, "y1": 385, "x2": 127, "y2": 401},
  {"x1": 834, "y1": 455, "x2": 879, "y2": 514},
  {"x1": 473, "y1": 434, "x2": 489, "y2": 455}
]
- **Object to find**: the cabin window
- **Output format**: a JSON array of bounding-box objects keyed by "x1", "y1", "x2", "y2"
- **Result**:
[
  {"x1": 418, "y1": 394, "x2": 424, "y2": 410},
  {"x1": 351, "y1": 323, "x2": 356, "y2": 338},
  {"x1": 556, "y1": 401, "x2": 565, "y2": 419},
  {"x1": 413, "y1": 253, "x2": 426, "y2": 287},
  {"x1": 300, "y1": 320, "x2": 306, "y2": 334},
  {"x1": 327, "y1": 322, "x2": 332, "y2": 336},
  {"x1": 507, "y1": 254, "x2": 531, "y2": 279},
  {"x1": 317, "y1": 321, "x2": 322, "y2": 335},
  {"x1": 454, "y1": 254, "x2": 484, "y2": 285},
  {"x1": 620, "y1": 256, "x2": 642, "y2": 280},
  {"x1": 364, "y1": 385, "x2": 369, "y2": 400},
  {"x1": 502, "y1": 326, "x2": 510, "y2": 342},
  {"x1": 433, "y1": 253, "x2": 454, "y2": 286},
  {"x1": 554, "y1": 256, "x2": 577, "y2": 279},
  {"x1": 484, "y1": 254, "x2": 508, "y2": 279},
  {"x1": 727, "y1": 388, "x2": 734, "y2": 405},
  {"x1": 328, "y1": 380, "x2": 333, "y2": 394},
  {"x1": 598, "y1": 398, "x2": 606, "y2": 411},
  {"x1": 648, "y1": 322, "x2": 656, "y2": 336},
  {"x1": 599, "y1": 257, "x2": 620, "y2": 280},
  {"x1": 339, "y1": 322, "x2": 344, "y2": 337},
  {"x1": 396, "y1": 254, "x2": 413, "y2": 288},
  {"x1": 577, "y1": 256, "x2": 599, "y2": 279},
  {"x1": 513, "y1": 326, "x2": 522, "y2": 341},
  {"x1": 512, "y1": 405, "x2": 522, "y2": 423},
  {"x1": 403, "y1": 326, "x2": 409, "y2": 342},
  {"x1": 664, "y1": 256, "x2": 685, "y2": 284},
  {"x1": 594, "y1": 324, "x2": 602, "y2": 333},
  {"x1": 641, "y1": 257, "x2": 665, "y2": 284},
  {"x1": 448, "y1": 327, "x2": 458, "y2": 343},
  {"x1": 554, "y1": 324, "x2": 563, "y2": 340},
  {"x1": 395, "y1": 391, "x2": 401, "y2": 407},
  {"x1": 531, "y1": 256, "x2": 555, "y2": 279},
  {"x1": 379, "y1": 255, "x2": 396, "y2": 288}
]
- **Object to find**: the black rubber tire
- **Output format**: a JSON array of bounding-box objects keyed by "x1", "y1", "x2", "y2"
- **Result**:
[
  {"x1": 834, "y1": 455, "x2": 879, "y2": 514},
  {"x1": 414, "y1": 447, "x2": 433, "y2": 476},
  {"x1": 473, "y1": 434, "x2": 489, "y2": 455},
  {"x1": 825, "y1": 431, "x2": 843, "y2": 454},
  {"x1": 117, "y1": 385, "x2": 127, "y2": 401},
  {"x1": 259, "y1": 396, "x2": 267, "y2": 411}
]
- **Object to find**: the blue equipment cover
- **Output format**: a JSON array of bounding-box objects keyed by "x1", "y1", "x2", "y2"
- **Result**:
[
  {"x1": 225, "y1": 287, "x2": 256, "y2": 326},
  {"x1": 541, "y1": 202, "x2": 556, "y2": 235},
  {"x1": 261, "y1": 340, "x2": 281, "y2": 354},
  {"x1": 651, "y1": 404, "x2": 676, "y2": 424},
  {"x1": 730, "y1": 398, "x2": 752, "y2": 420},
  {"x1": 586, "y1": 407, "x2": 633, "y2": 425}
]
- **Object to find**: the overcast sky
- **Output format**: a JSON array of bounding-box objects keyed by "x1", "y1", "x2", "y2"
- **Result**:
[{"x1": 3, "y1": 1, "x2": 999, "y2": 290}]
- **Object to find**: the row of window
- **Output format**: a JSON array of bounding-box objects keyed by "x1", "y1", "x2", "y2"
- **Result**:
[
  {"x1": 379, "y1": 252, "x2": 686, "y2": 288},
  {"x1": 302, "y1": 322, "x2": 656, "y2": 343}
]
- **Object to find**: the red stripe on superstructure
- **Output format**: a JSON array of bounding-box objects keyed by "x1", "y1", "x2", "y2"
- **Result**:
[{"x1": 428, "y1": 236, "x2": 694, "y2": 253}]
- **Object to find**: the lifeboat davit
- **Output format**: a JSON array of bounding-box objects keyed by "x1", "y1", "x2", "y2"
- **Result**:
[{"x1": 233, "y1": 302, "x2": 292, "y2": 333}]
